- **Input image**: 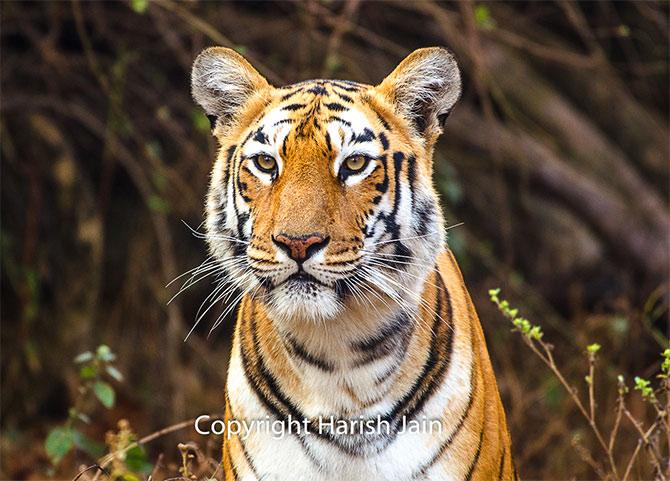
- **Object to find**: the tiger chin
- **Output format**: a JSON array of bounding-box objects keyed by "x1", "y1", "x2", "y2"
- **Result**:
[{"x1": 191, "y1": 46, "x2": 517, "y2": 481}]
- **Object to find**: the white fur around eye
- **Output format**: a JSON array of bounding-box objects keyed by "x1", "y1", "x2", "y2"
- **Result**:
[
  {"x1": 245, "y1": 154, "x2": 277, "y2": 185},
  {"x1": 341, "y1": 156, "x2": 378, "y2": 186},
  {"x1": 328, "y1": 107, "x2": 382, "y2": 180}
]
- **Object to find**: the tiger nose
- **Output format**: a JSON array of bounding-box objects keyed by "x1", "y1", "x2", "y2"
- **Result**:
[{"x1": 273, "y1": 233, "x2": 329, "y2": 263}]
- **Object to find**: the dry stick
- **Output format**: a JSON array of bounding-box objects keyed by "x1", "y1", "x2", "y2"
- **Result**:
[
  {"x1": 608, "y1": 393, "x2": 624, "y2": 457},
  {"x1": 88, "y1": 416, "x2": 223, "y2": 481},
  {"x1": 71, "y1": 0, "x2": 110, "y2": 94},
  {"x1": 556, "y1": 0, "x2": 608, "y2": 67},
  {"x1": 320, "y1": 0, "x2": 361, "y2": 77},
  {"x1": 571, "y1": 436, "x2": 609, "y2": 480},
  {"x1": 622, "y1": 439, "x2": 644, "y2": 481},
  {"x1": 90, "y1": 419, "x2": 193, "y2": 481},
  {"x1": 524, "y1": 338, "x2": 620, "y2": 480},
  {"x1": 8, "y1": 95, "x2": 188, "y2": 422},
  {"x1": 458, "y1": 0, "x2": 515, "y2": 268},
  {"x1": 153, "y1": 0, "x2": 284, "y2": 85},
  {"x1": 488, "y1": 28, "x2": 598, "y2": 69},
  {"x1": 623, "y1": 408, "x2": 666, "y2": 480},
  {"x1": 311, "y1": 2, "x2": 407, "y2": 58},
  {"x1": 588, "y1": 354, "x2": 596, "y2": 425}
]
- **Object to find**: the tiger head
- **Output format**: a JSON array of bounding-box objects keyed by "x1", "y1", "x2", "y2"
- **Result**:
[{"x1": 191, "y1": 47, "x2": 461, "y2": 324}]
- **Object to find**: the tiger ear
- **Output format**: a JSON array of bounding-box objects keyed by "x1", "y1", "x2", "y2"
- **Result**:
[
  {"x1": 376, "y1": 47, "x2": 461, "y2": 139},
  {"x1": 191, "y1": 47, "x2": 271, "y2": 131}
]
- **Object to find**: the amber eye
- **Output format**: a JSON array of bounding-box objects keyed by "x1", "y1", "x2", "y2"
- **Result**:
[
  {"x1": 343, "y1": 155, "x2": 369, "y2": 173},
  {"x1": 253, "y1": 154, "x2": 277, "y2": 174}
]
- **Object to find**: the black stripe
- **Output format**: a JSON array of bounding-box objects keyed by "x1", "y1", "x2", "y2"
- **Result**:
[
  {"x1": 327, "y1": 116, "x2": 351, "y2": 127},
  {"x1": 464, "y1": 428, "x2": 485, "y2": 481},
  {"x1": 225, "y1": 391, "x2": 260, "y2": 480},
  {"x1": 222, "y1": 144, "x2": 237, "y2": 188},
  {"x1": 282, "y1": 103, "x2": 306, "y2": 111},
  {"x1": 325, "y1": 131, "x2": 332, "y2": 152},
  {"x1": 330, "y1": 81, "x2": 361, "y2": 92},
  {"x1": 411, "y1": 356, "x2": 478, "y2": 477},
  {"x1": 386, "y1": 276, "x2": 453, "y2": 423},
  {"x1": 375, "y1": 154, "x2": 389, "y2": 193},
  {"x1": 273, "y1": 118, "x2": 295, "y2": 127},
  {"x1": 365, "y1": 100, "x2": 392, "y2": 131},
  {"x1": 333, "y1": 90, "x2": 354, "y2": 102},
  {"x1": 253, "y1": 128, "x2": 269, "y2": 145},
  {"x1": 351, "y1": 311, "x2": 412, "y2": 367},
  {"x1": 307, "y1": 85, "x2": 328, "y2": 95},
  {"x1": 286, "y1": 335, "x2": 335, "y2": 372},
  {"x1": 324, "y1": 102, "x2": 348, "y2": 112},
  {"x1": 379, "y1": 132, "x2": 389, "y2": 151},
  {"x1": 497, "y1": 446, "x2": 507, "y2": 481},
  {"x1": 351, "y1": 128, "x2": 376, "y2": 144},
  {"x1": 407, "y1": 155, "x2": 417, "y2": 210},
  {"x1": 238, "y1": 305, "x2": 343, "y2": 461},
  {"x1": 281, "y1": 88, "x2": 303, "y2": 101}
]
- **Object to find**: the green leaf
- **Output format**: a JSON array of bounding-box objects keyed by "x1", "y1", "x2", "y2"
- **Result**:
[
  {"x1": 45, "y1": 427, "x2": 74, "y2": 465},
  {"x1": 130, "y1": 0, "x2": 148, "y2": 14},
  {"x1": 74, "y1": 351, "x2": 94, "y2": 363},
  {"x1": 96, "y1": 344, "x2": 116, "y2": 362},
  {"x1": 148, "y1": 195, "x2": 170, "y2": 214},
  {"x1": 72, "y1": 430, "x2": 106, "y2": 457},
  {"x1": 474, "y1": 4, "x2": 496, "y2": 30},
  {"x1": 106, "y1": 365, "x2": 124, "y2": 382},
  {"x1": 192, "y1": 110, "x2": 211, "y2": 133},
  {"x1": 125, "y1": 445, "x2": 153, "y2": 474},
  {"x1": 79, "y1": 364, "x2": 97, "y2": 380},
  {"x1": 93, "y1": 381, "x2": 115, "y2": 408}
]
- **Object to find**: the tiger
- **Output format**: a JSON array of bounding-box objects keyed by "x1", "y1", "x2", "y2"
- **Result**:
[{"x1": 190, "y1": 46, "x2": 516, "y2": 481}]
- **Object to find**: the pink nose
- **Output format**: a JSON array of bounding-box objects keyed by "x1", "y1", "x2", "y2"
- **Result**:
[{"x1": 273, "y1": 234, "x2": 328, "y2": 262}]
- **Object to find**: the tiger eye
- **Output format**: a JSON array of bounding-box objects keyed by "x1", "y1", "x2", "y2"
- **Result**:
[
  {"x1": 254, "y1": 154, "x2": 277, "y2": 173},
  {"x1": 344, "y1": 155, "x2": 368, "y2": 172}
]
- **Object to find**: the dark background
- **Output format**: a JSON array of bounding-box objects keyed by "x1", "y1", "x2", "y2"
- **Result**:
[{"x1": 2, "y1": 1, "x2": 668, "y2": 479}]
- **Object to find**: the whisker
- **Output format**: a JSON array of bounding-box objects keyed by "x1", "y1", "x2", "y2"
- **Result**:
[{"x1": 181, "y1": 219, "x2": 250, "y2": 244}]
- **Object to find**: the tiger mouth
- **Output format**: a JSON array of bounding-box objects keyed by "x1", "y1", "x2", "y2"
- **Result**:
[{"x1": 285, "y1": 271, "x2": 324, "y2": 286}]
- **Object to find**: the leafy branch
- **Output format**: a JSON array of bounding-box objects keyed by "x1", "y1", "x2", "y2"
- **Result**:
[{"x1": 490, "y1": 288, "x2": 669, "y2": 481}]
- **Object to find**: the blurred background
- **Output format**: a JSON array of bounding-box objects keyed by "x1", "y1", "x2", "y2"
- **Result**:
[{"x1": 1, "y1": 1, "x2": 668, "y2": 479}]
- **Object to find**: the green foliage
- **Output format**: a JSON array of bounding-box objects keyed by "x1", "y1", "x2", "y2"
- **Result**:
[
  {"x1": 106, "y1": 420, "x2": 153, "y2": 479},
  {"x1": 44, "y1": 344, "x2": 123, "y2": 466},
  {"x1": 659, "y1": 348, "x2": 670, "y2": 378},
  {"x1": 489, "y1": 288, "x2": 543, "y2": 340},
  {"x1": 129, "y1": 0, "x2": 148, "y2": 14},
  {"x1": 634, "y1": 376, "x2": 655, "y2": 402},
  {"x1": 586, "y1": 343, "x2": 601, "y2": 355},
  {"x1": 474, "y1": 4, "x2": 496, "y2": 30},
  {"x1": 93, "y1": 381, "x2": 116, "y2": 408},
  {"x1": 148, "y1": 194, "x2": 171, "y2": 214},
  {"x1": 45, "y1": 427, "x2": 74, "y2": 465},
  {"x1": 192, "y1": 109, "x2": 211, "y2": 134}
]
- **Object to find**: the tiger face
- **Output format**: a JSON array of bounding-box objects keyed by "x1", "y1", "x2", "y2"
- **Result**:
[{"x1": 192, "y1": 48, "x2": 461, "y2": 324}]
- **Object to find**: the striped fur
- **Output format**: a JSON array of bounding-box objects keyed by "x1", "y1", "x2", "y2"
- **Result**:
[{"x1": 192, "y1": 47, "x2": 516, "y2": 480}]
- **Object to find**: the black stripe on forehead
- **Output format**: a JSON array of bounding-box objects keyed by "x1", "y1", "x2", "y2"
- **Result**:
[
  {"x1": 282, "y1": 103, "x2": 306, "y2": 111},
  {"x1": 307, "y1": 85, "x2": 328, "y2": 95},
  {"x1": 280, "y1": 87, "x2": 304, "y2": 101},
  {"x1": 379, "y1": 132, "x2": 389, "y2": 150},
  {"x1": 253, "y1": 128, "x2": 269, "y2": 145},
  {"x1": 324, "y1": 102, "x2": 348, "y2": 112},
  {"x1": 332, "y1": 90, "x2": 354, "y2": 103},
  {"x1": 351, "y1": 128, "x2": 376, "y2": 144},
  {"x1": 328, "y1": 116, "x2": 351, "y2": 128},
  {"x1": 330, "y1": 80, "x2": 364, "y2": 92}
]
